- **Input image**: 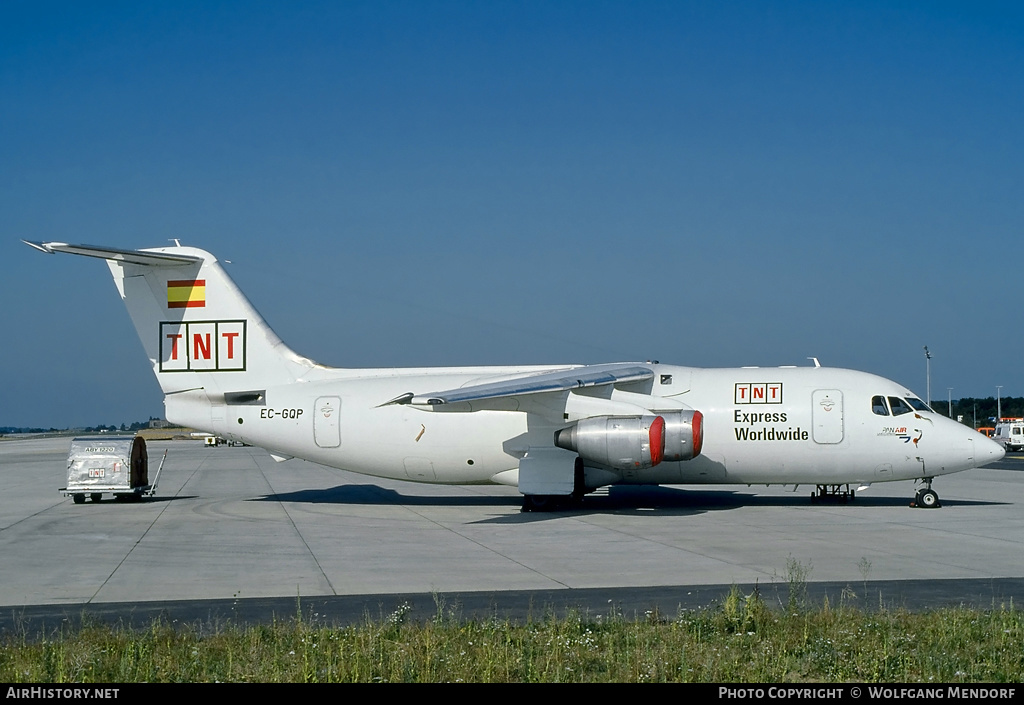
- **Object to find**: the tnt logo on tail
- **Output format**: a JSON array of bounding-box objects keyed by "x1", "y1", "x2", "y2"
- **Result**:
[{"x1": 160, "y1": 320, "x2": 246, "y2": 372}]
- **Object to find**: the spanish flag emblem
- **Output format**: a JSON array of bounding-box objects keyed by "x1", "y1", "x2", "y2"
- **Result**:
[{"x1": 167, "y1": 279, "x2": 206, "y2": 309}]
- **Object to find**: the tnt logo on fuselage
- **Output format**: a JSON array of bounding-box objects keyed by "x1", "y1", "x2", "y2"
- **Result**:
[
  {"x1": 160, "y1": 320, "x2": 246, "y2": 372},
  {"x1": 735, "y1": 383, "x2": 783, "y2": 404}
]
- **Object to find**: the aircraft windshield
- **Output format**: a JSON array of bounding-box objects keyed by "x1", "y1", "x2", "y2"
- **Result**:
[
  {"x1": 872, "y1": 396, "x2": 889, "y2": 416},
  {"x1": 905, "y1": 397, "x2": 932, "y2": 413},
  {"x1": 871, "y1": 396, "x2": 933, "y2": 416},
  {"x1": 888, "y1": 397, "x2": 914, "y2": 416}
]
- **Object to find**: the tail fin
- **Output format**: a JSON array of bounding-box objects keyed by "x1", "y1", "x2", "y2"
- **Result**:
[{"x1": 25, "y1": 242, "x2": 321, "y2": 399}]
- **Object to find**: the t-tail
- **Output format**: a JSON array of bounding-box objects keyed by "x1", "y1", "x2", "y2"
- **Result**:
[{"x1": 24, "y1": 241, "x2": 323, "y2": 428}]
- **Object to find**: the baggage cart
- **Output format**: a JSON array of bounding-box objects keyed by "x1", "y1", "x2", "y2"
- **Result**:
[{"x1": 62, "y1": 435, "x2": 166, "y2": 503}]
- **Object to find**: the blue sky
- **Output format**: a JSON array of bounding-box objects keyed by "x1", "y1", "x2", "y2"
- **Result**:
[{"x1": 3, "y1": 1, "x2": 1022, "y2": 428}]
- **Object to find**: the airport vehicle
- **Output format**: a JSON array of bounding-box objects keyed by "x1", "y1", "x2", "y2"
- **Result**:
[
  {"x1": 26, "y1": 241, "x2": 1004, "y2": 510},
  {"x1": 993, "y1": 419, "x2": 1024, "y2": 452},
  {"x1": 63, "y1": 435, "x2": 165, "y2": 503},
  {"x1": 976, "y1": 427, "x2": 995, "y2": 439},
  {"x1": 202, "y1": 434, "x2": 242, "y2": 447}
]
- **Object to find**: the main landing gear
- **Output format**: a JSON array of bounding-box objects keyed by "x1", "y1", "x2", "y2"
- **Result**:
[
  {"x1": 521, "y1": 494, "x2": 576, "y2": 512},
  {"x1": 521, "y1": 459, "x2": 588, "y2": 513},
  {"x1": 911, "y1": 479, "x2": 941, "y2": 509},
  {"x1": 810, "y1": 484, "x2": 855, "y2": 503}
]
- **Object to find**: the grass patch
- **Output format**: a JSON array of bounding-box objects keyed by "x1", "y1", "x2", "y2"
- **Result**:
[{"x1": 2, "y1": 591, "x2": 1022, "y2": 683}]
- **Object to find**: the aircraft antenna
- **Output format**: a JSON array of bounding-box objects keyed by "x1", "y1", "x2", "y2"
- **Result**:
[
  {"x1": 808, "y1": 357, "x2": 821, "y2": 368},
  {"x1": 923, "y1": 346, "x2": 932, "y2": 406}
]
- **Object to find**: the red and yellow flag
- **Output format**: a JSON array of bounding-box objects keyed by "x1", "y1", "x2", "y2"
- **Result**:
[{"x1": 167, "y1": 279, "x2": 206, "y2": 309}]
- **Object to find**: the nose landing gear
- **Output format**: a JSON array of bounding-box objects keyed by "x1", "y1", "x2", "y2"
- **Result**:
[{"x1": 911, "y1": 479, "x2": 941, "y2": 509}]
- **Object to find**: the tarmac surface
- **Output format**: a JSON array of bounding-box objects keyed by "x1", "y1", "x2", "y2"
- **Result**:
[{"x1": 2, "y1": 436, "x2": 1023, "y2": 632}]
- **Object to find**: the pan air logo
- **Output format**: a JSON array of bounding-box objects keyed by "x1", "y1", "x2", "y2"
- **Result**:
[
  {"x1": 159, "y1": 320, "x2": 246, "y2": 372},
  {"x1": 735, "y1": 383, "x2": 783, "y2": 404},
  {"x1": 878, "y1": 427, "x2": 923, "y2": 445},
  {"x1": 167, "y1": 279, "x2": 206, "y2": 309}
]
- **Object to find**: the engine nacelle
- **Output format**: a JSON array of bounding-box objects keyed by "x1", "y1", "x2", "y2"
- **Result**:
[
  {"x1": 661, "y1": 409, "x2": 704, "y2": 462},
  {"x1": 554, "y1": 410, "x2": 703, "y2": 470}
]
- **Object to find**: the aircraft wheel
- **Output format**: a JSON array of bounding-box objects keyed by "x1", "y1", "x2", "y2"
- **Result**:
[
  {"x1": 527, "y1": 495, "x2": 550, "y2": 512},
  {"x1": 72, "y1": 494, "x2": 85, "y2": 505},
  {"x1": 917, "y1": 488, "x2": 940, "y2": 509},
  {"x1": 90, "y1": 493, "x2": 103, "y2": 503},
  {"x1": 521, "y1": 495, "x2": 562, "y2": 512}
]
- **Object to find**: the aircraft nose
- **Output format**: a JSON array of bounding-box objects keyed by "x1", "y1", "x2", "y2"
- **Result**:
[
  {"x1": 934, "y1": 419, "x2": 1004, "y2": 472},
  {"x1": 978, "y1": 435, "x2": 1006, "y2": 465}
]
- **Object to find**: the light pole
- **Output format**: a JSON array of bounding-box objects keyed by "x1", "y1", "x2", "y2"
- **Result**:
[
  {"x1": 997, "y1": 385, "x2": 1003, "y2": 423},
  {"x1": 923, "y1": 346, "x2": 932, "y2": 406},
  {"x1": 947, "y1": 388, "x2": 953, "y2": 419}
]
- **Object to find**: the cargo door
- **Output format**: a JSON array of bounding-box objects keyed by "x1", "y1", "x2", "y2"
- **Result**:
[
  {"x1": 812, "y1": 389, "x2": 844, "y2": 444},
  {"x1": 314, "y1": 396, "x2": 341, "y2": 448}
]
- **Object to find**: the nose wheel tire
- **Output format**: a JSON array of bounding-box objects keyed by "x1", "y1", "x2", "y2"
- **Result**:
[{"x1": 914, "y1": 488, "x2": 940, "y2": 509}]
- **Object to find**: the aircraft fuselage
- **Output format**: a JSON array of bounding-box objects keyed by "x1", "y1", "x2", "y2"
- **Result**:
[{"x1": 169, "y1": 362, "x2": 995, "y2": 489}]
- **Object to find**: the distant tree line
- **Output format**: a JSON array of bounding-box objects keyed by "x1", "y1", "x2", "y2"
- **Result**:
[
  {"x1": 933, "y1": 397, "x2": 1024, "y2": 427},
  {"x1": 1, "y1": 417, "x2": 163, "y2": 436},
  {"x1": 0, "y1": 426, "x2": 63, "y2": 434}
]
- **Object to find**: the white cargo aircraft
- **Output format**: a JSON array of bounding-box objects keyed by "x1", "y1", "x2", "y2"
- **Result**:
[{"x1": 26, "y1": 241, "x2": 1004, "y2": 510}]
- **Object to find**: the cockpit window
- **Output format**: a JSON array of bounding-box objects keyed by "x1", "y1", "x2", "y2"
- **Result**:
[
  {"x1": 905, "y1": 397, "x2": 932, "y2": 412},
  {"x1": 888, "y1": 396, "x2": 913, "y2": 416},
  {"x1": 872, "y1": 396, "x2": 890, "y2": 416}
]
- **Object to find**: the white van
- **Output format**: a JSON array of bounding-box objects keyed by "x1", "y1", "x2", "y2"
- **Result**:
[{"x1": 993, "y1": 419, "x2": 1024, "y2": 452}]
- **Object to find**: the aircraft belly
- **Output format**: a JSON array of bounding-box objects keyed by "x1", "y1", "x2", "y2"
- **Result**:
[{"x1": 262, "y1": 396, "x2": 527, "y2": 484}]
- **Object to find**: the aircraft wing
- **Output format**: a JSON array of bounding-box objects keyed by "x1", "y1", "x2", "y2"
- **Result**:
[{"x1": 406, "y1": 363, "x2": 654, "y2": 407}]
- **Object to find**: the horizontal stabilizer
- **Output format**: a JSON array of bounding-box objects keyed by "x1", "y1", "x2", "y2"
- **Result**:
[
  {"x1": 27, "y1": 239, "x2": 321, "y2": 398},
  {"x1": 410, "y1": 363, "x2": 654, "y2": 406},
  {"x1": 23, "y1": 241, "x2": 202, "y2": 266}
]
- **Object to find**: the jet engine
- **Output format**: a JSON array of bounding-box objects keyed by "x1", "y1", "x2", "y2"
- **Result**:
[{"x1": 554, "y1": 410, "x2": 703, "y2": 470}]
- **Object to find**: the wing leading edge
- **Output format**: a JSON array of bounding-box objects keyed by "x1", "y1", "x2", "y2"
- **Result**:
[{"x1": 407, "y1": 363, "x2": 655, "y2": 406}]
